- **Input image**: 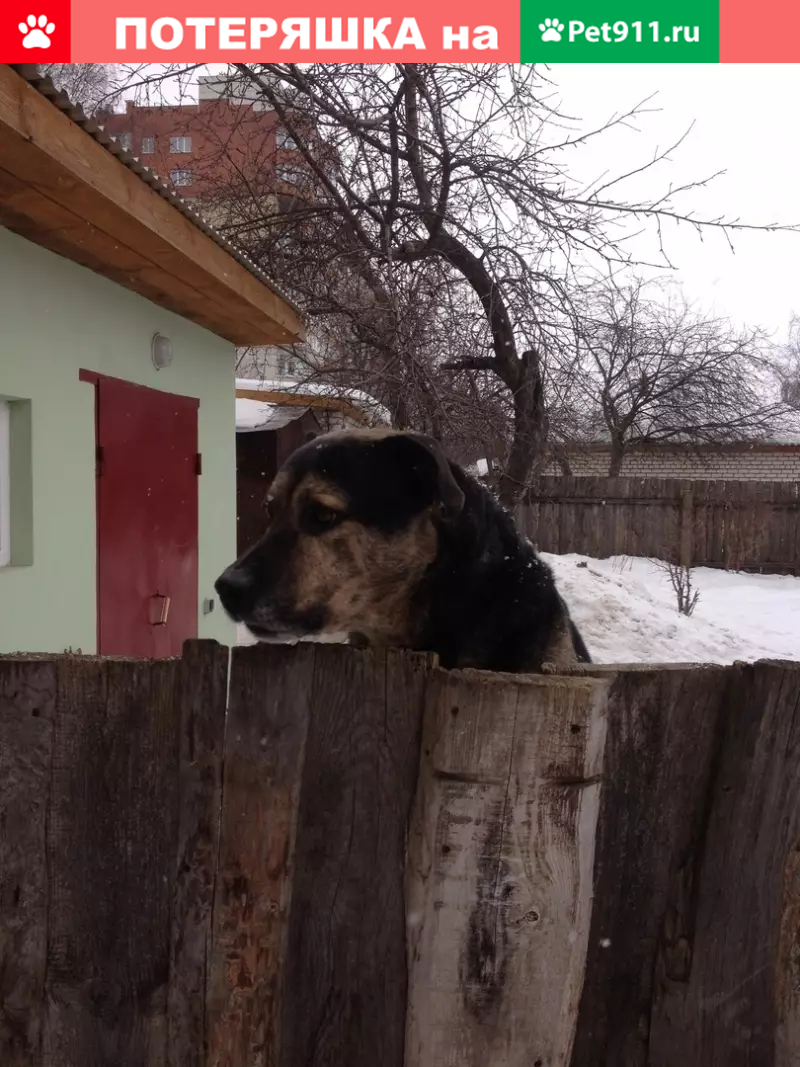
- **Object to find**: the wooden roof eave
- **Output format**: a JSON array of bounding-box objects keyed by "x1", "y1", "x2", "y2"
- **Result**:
[
  {"x1": 0, "y1": 65, "x2": 305, "y2": 347},
  {"x1": 235, "y1": 388, "x2": 369, "y2": 425}
]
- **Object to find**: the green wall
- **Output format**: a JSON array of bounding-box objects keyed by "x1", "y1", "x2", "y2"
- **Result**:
[{"x1": 0, "y1": 225, "x2": 237, "y2": 653}]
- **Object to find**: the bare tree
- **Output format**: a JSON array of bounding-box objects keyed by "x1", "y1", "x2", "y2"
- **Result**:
[
  {"x1": 656, "y1": 560, "x2": 700, "y2": 616},
  {"x1": 238, "y1": 259, "x2": 512, "y2": 472},
  {"x1": 559, "y1": 278, "x2": 792, "y2": 475},
  {"x1": 117, "y1": 63, "x2": 797, "y2": 503},
  {"x1": 147, "y1": 87, "x2": 504, "y2": 463},
  {"x1": 776, "y1": 315, "x2": 800, "y2": 409},
  {"x1": 37, "y1": 64, "x2": 116, "y2": 114}
]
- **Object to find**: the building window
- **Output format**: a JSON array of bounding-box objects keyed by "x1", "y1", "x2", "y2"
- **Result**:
[
  {"x1": 0, "y1": 401, "x2": 10, "y2": 568},
  {"x1": 278, "y1": 353, "x2": 298, "y2": 377},
  {"x1": 141, "y1": 136, "x2": 156, "y2": 154},
  {"x1": 117, "y1": 132, "x2": 133, "y2": 152},
  {"x1": 275, "y1": 163, "x2": 306, "y2": 186},
  {"x1": 275, "y1": 127, "x2": 297, "y2": 149},
  {"x1": 169, "y1": 169, "x2": 193, "y2": 187},
  {"x1": 170, "y1": 135, "x2": 192, "y2": 153}
]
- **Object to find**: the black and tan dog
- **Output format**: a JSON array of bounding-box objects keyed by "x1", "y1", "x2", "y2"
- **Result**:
[{"x1": 215, "y1": 429, "x2": 590, "y2": 672}]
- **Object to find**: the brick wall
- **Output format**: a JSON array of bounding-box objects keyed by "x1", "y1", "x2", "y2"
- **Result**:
[
  {"x1": 99, "y1": 97, "x2": 281, "y2": 201},
  {"x1": 545, "y1": 447, "x2": 800, "y2": 482}
]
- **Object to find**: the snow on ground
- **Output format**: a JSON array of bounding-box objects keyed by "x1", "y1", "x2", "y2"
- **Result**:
[
  {"x1": 235, "y1": 553, "x2": 800, "y2": 665},
  {"x1": 545, "y1": 553, "x2": 800, "y2": 665}
]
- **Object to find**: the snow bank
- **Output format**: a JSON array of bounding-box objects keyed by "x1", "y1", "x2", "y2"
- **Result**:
[{"x1": 545, "y1": 553, "x2": 800, "y2": 665}]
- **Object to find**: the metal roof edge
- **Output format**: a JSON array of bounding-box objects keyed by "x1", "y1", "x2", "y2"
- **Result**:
[{"x1": 8, "y1": 63, "x2": 304, "y2": 323}]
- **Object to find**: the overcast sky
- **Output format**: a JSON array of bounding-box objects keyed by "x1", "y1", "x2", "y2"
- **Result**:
[{"x1": 547, "y1": 64, "x2": 800, "y2": 342}]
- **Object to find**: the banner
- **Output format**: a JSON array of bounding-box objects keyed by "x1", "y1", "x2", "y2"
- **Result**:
[{"x1": 2, "y1": 0, "x2": 797, "y2": 63}]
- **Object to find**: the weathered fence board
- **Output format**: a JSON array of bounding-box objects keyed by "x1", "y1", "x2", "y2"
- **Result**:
[
  {"x1": 559, "y1": 659, "x2": 800, "y2": 1067},
  {"x1": 278, "y1": 646, "x2": 430, "y2": 1067},
  {"x1": 168, "y1": 641, "x2": 228, "y2": 1067},
  {"x1": 648, "y1": 661, "x2": 800, "y2": 1067},
  {"x1": 1, "y1": 644, "x2": 799, "y2": 1067},
  {"x1": 0, "y1": 647, "x2": 228, "y2": 1067},
  {"x1": 567, "y1": 664, "x2": 732, "y2": 1067},
  {"x1": 520, "y1": 476, "x2": 800, "y2": 573},
  {"x1": 206, "y1": 643, "x2": 316, "y2": 1067},
  {"x1": 42, "y1": 658, "x2": 182, "y2": 1067},
  {"x1": 405, "y1": 668, "x2": 608, "y2": 1067},
  {"x1": 0, "y1": 660, "x2": 56, "y2": 1067}
]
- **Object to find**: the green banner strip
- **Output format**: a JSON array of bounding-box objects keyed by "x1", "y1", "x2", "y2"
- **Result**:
[{"x1": 521, "y1": 0, "x2": 720, "y2": 62}]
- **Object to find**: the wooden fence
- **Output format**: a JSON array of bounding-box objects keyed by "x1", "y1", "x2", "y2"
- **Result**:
[
  {"x1": 1, "y1": 642, "x2": 799, "y2": 1067},
  {"x1": 519, "y1": 476, "x2": 800, "y2": 573}
]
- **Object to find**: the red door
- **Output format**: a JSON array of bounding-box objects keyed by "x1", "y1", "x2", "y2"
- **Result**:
[{"x1": 94, "y1": 375, "x2": 199, "y2": 657}]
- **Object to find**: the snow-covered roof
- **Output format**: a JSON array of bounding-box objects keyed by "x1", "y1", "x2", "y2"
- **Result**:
[
  {"x1": 235, "y1": 377, "x2": 391, "y2": 425},
  {"x1": 236, "y1": 398, "x2": 308, "y2": 433}
]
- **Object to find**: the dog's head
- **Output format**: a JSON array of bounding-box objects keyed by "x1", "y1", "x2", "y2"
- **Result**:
[{"x1": 215, "y1": 429, "x2": 465, "y2": 643}]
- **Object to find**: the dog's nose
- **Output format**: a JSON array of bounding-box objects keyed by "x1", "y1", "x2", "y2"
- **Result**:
[{"x1": 215, "y1": 565, "x2": 256, "y2": 621}]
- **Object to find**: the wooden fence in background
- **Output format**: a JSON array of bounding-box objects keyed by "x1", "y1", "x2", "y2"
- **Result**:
[
  {"x1": 1, "y1": 642, "x2": 799, "y2": 1067},
  {"x1": 519, "y1": 476, "x2": 800, "y2": 573}
]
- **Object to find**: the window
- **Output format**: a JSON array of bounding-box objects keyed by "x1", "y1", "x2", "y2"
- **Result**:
[
  {"x1": 169, "y1": 135, "x2": 192, "y2": 153},
  {"x1": 169, "y1": 169, "x2": 193, "y2": 187},
  {"x1": 275, "y1": 163, "x2": 306, "y2": 186},
  {"x1": 275, "y1": 127, "x2": 296, "y2": 149},
  {"x1": 141, "y1": 136, "x2": 156, "y2": 155},
  {"x1": 0, "y1": 401, "x2": 10, "y2": 568},
  {"x1": 278, "y1": 354, "x2": 298, "y2": 378},
  {"x1": 117, "y1": 132, "x2": 133, "y2": 152}
]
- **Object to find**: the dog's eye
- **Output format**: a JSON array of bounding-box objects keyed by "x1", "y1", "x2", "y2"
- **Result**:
[{"x1": 304, "y1": 502, "x2": 342, "y2": 533}]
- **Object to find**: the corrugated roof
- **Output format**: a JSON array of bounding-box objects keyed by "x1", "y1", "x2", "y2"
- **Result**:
[{"x1": 10, "y1": 63, "x2": 302, "y2": 321}]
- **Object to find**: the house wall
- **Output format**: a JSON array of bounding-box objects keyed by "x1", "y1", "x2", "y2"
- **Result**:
[
  {"x1": 0, "y1": 226, "x2": 237, "y2": 653},
  {"x1": 545, "y1": 448, "x2": 800, "y2": 481},
  {"x1": 237, "y1": 345, "x2": 303, "y2": 381}
]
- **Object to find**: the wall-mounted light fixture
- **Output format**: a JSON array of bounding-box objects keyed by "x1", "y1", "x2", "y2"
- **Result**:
[{"x1": 151, "y1": 333, "x2": 173, "y2": 370}]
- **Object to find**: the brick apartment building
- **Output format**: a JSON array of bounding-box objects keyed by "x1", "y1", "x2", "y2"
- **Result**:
[
  {"x1": 98, "y1": 75, "x2": 307, "y2": 210},
  {"x1": 100, "y1": 74, "x2": 321, "y2": 378}
]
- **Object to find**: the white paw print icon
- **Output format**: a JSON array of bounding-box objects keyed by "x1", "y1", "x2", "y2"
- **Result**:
[
  {"x1": 539, "y1": 17, "x2": 565, "y2": 41},
  {"x1": 18, "y1": 14, "x2": 56, "y2": 48}
]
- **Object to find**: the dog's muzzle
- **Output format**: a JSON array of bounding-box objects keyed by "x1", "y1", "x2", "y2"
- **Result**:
[
  {"x1": 215, "y1": 563, "x2": 256, "y2": 623},
  {"x1": 215, "y1": 563, "x2": 327, "y2": 638}
]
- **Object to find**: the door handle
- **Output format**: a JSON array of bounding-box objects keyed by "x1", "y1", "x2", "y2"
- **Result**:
[{"x1": 149, "y1": 594, "x2": 171, "y2": 626}]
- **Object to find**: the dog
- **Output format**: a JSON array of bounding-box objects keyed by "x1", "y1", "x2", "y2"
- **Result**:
[{"x1": 215, "y1": 429, "x2": 590, "y2": 673}]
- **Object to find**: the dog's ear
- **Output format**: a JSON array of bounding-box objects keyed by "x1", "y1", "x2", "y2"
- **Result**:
[{"x1": 378, "y1": 432, "x2": 465, "y2": 522}]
